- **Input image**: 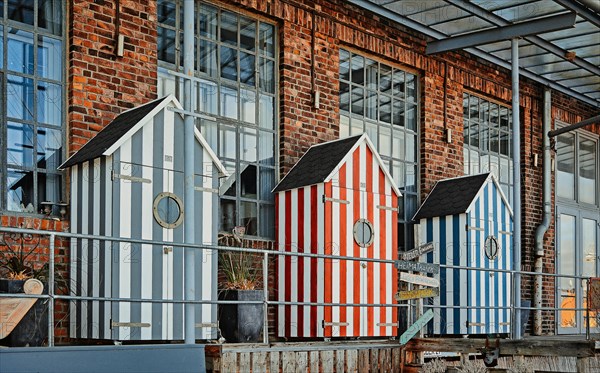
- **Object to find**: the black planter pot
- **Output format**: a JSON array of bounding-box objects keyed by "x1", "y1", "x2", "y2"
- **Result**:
[
  {"x1": 0, "y1": 278, "x2": 48, "y2": 347},
  {"x1": 218, "y1": 290, "x2": 264, "y2": 343}
]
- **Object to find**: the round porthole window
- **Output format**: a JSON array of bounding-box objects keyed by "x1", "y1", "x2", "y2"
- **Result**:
[
  {"x1": 153, "y1": 192, "x2": 184, "y2": 229},
  {"x1": 353, "y1": 219, "x2": 375, "y2": 248},
  {"x1": 484, "y1": 235, "x2": 499, "y2": 260}
]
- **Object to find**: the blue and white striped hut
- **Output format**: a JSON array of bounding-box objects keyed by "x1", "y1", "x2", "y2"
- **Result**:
[
  {"x1": 413, "y1": 173, "x2": 513, "y2": 335},
  {"x1": 60, "y1": 95, "x2": 227, "y2": 341}
]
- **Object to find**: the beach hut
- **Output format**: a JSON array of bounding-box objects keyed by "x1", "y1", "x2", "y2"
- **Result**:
[
  {"x1": 413, "y1": 173, "x2": 513, "y2": 335},
  {"x1": 60, "y1": 95, "x2": 227, "y2": 340},
  {"x1": 273, "y1": 134, "x2": 401, "y2": 338}
]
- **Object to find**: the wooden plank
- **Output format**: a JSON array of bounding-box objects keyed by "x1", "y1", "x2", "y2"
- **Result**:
[
  {"x1": 400, "y1": 309, "x2": 434, "y2": 345},
  {"x1": 406, "y1": 338, "x2": 596, "y2": 357},
  {"x1": 400, "y1": 242, "x2": 434, "y2": 260},
  {"x1": 309, "y1": 351, "x2": 319, "y2": 373},
  {"x1": 392, "y1": 348, "x2": 401, "y2": 372},
  {"x1": 395, "y1": 287, "x2": 439, "y2": 301},
  {"x1": 270, "y1": 351, "x2": 280, "y2": 373},
  {"x1": 395, "y1": 260, "x2": 439, "y2": 274},
  {"x1": 346, "y1": 350, "x2": 358, "y2": 373},
  {"x1": 282, "y1": 351, "x2": 296, "y2": 372},
  {"x1": 0, "y1": 279, "x2": 43, "y2": 339},
  {"x1": 239, "y1": 352, "x2": 251, "y2": 373},
  {"x1": 321, "y1": 350, "x2": 334, "y2": 373},
  {"x1": 370, "y1": 349, "x2": 379, "y2": 373},
  {"x1": 252, "y1": 351, "x2": 267, "y2": 373},
  {"x1": 380, "y1": 348, "x2": 392, "y2": 373},
  {"x1": 358, "y1": 349, "x2": 370, "y2": 372},
  {"x1": 222, "y1": 352, "x2": 237, "y2": 373},
  {"x1": 399, "y1": 273, "x2": 439, "y2": 288},
  {"x1": 295, "y1": 352, "x2": 307, "y2": 373},
  {"x1": 335, "y1": 350, "x2": 345, "y2": 372}
]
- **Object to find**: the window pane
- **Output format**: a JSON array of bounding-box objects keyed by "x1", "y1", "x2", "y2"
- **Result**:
[
  {"x1": 259, "y1": 167, "x2": 275, "y2": 201},
  {"x1": 220, "y1": 86, "x2": 238, "y2": 119},
  {"x1": 7, "y1": 122, "x2": 34, "y2": 167},
  {"x1": 259, "y1": 204, "x2": 275, "y2": 238},
  {"x1": 380, "y1": 64, "x2": 392, "y2": 94},
  {"x1": 350, "y1": 54, "x2": 364, "y2": 85},
  {"x1": 340, "y1": 82, "x2": 350, "y2": 112},
  {"x1": 219, "y1": 125, "x2": 236, "y2": 159},
  {"x1": 240, "y1": 163, "x2": 257, "y2": 198},
  {"x1": 158, "y1": 0, "x2": 176, "y2": 27},
  {"x1": 340, "y1": 115, "x2": 350, "y2": 138},
  {"x1": 463, "y1": 94, "x2": 469, "y2": 117},
  {"x1": 37, "y1": 126, "x2": 62, "y2": 170},
  {"x1": 259, "y1": 58, "x2": 274, "y2": 93},
  {"x1": 406, "y1": 74, "x2": 416, "y2": 102},
  {"x1": 559, "y1": 214, "x2": 576, "y2": 328},
  {"x1": 240, "y1": 51, "x2": 255, "y2": 86},
  {"x1": 240, "y1": 127, "x2": 257, "y2": 162},
  {"x1": 8, "y1": 29, "x2": 34, "y2": 74},
  {"x1": 259, "y1": 131, "x2": 274, "y2": 165},
  {"x1": 259, "y1": 22, "x2": 274, "y2": 57},
  {"x1": 350, "y1": 118, "x2": 363, "y2": 136},
  {"x1": 220, "y1": 198, "x2": 236, "y2": 233},
  {"x1": 579, "y1": 139, "x2": 596, "y2": 205},
  {"x1": 392, "y1": 99, "x2": 404, "y2": 127},
  {"x1": 199, "y1": 39, "x2": 217, "y2": 77},
  {"x1": 406, "y1": 103, "x2": 417, "y2": 131},
  {"x1": 220, "y1": 162, "x2": 236, "y2": 197},
  {"x1": 259, "y1": 94, "x2": 274, "y2": 129},
  {"x1": 240, "y1": 88, "x2": 256, "y2": 124},
  {"x1": 406, "y1": 166, "x2": 417, "y2": 192},
  {"x1": 8, "y1": 0, "x2": 34, "y2": 25},
  {"x1": 38, "y1": 0, "x2": 62, "y2": 35},
  {"x1": 199, "y1": 4, "x2": 217, "y2": 39},
  {"x1": 220, "y1": 11, "x2": 238, "y2": 46},
  {"x1": 366, "y1": 121, "x2": 378, "y2": 148},
  {"x1": 500, "y1": 106, "x2": 509, "y2": 131},
  {"x1": 340, "y1": 49, "x2": 350, "y2": 81},
  {"x1": 365, "y1": 90, "x2": 377, "y2": 120},
  {"x1": 392, "y1": 70, "x2": 405, "y2": 98},
  {"x1": 239, "y1": 17, "x2": 256, "y2": 52},
  {"x1": 197, "y1": 79, "x2": 218, "y2": 115},
  {"x1": 379, "y1": 125, "x2": 391, "y2": 157},
  {"x1": 37, "y1": 81, "x2": 62, "y2": 126},
  {"x1": 38, "y1": 173, "x2": 61, "y2": 206},
  {"x1": 199, "y1": 119, "x2": 217, "y2": 150},
  {"x1": 351, "y1": 86, "x2": 364, "y2": 115},
  {"x1": 380, "y1": 95, "x2": 391, "y2": 124},
  {"x1": 392, "y1": 129, "x2": 404, "y2": 159},
  {"x1": 557, "y1": 133, "x2": 575, "y2": 200},
  {"x1": 0, "y1": 26, "x2": 3, "y2": 69},
  {"x1": 7, "y1": 169, "x2": 34, "y2": 212},
  {"x1": 158, "y1": 27, "x2": 176, "y2": 64},
  {"x1": 365, "y1": 58, "x2": 378, "y2": 90},
  {"x1": 220, "y1": 46, "x2": 238, "y2": 81},
  {"x1": 240, "y1": 201, "x2": 257, "y2": 236},
  {"x1": 406, "y1": 133, "x2": 416, "y2": 162}
]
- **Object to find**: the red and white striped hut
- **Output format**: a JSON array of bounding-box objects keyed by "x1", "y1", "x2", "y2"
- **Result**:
[{"x1": 273, "y1": 134, "x2": 401, "y2": 338}]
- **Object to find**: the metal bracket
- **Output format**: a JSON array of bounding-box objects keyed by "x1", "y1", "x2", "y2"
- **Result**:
[
  {"x1": 322, "y1": 195, "x2": 350, "y2": 204},
  {"x1": 111, "y1": 170, "x2": 151, "y2": 184},
  {"x1": 111, "y1": 321, "x2": 151, "y2": 329},
  {"x1": 195, "y1": 322, "x2": 218, "y2": 328},
  {"x1": 163, "y1": 246, "x2": 173, "y2": 255},
  {"x1": 194, "y1": 186, "x2": 218, "y2": 194},
  {"x1": 376, "y1": 205, "x2": 399, "y2": 212}
]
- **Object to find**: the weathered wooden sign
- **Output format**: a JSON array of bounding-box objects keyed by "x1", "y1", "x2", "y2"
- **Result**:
[
  {"x1": 395, "y1": 287, "x2": 440, "y2": 301},
  {"x1": 400, "y1": 309, "x2": 434, "y2": 345},
  {"x1": 395, "y1": 260, "x2": 439, "y2": 274},
  {"x1": 399, "y1": 272, "x2": 440, "y2": 288},
  {"x1": 400, "y1": 242, "x2": 434, "y2": 261}
]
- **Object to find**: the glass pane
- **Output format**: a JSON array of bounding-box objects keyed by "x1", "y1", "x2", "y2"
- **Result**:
[
  {"x1": 158, "y1": 0, "x2": 176, "y2": 26},
  {"x1": 406, "y1": 166, "x2": 417, "y2": 192},
  {"x1": 7, "y1": 169, "x2": 34, "y2": 212},
  {"x1": 259, "y1": 58, "x2": 274, "y2": 93},
  {"x1": 199, "y1": 39, "x2": 217, "y2": 77},
  {"x1": 380, "y1": 94, "x2": 391, "y2": 124},
  {"x1": 366, "y1": 121, "x2": 378, "y2": 148},
  {"x1": 406, "y1": 103, "x2": 417, "y2": 131},
  {"x1": 38, "y1": 173, "x2": 62, "y2": 208},
  {"x1": 8, "y1": 29, "x2": 34, "y2": 74},
  {"x1": 351, "y1": 86, "x2": 364, "y2": 115},
  {"x1": 365, "y1": 90, "x2": 377, "y2": 120},
  {"x1": 37, "y1": 81, "x2": 62, "y2": 126},
  {"x1": 197, "y1": 79, "x2": 218, "y2": 115},
  {"x1": 259, "y1": 22, "x2": 274, "y2": 57},
  {"x1": 392, "y1": 70, "x2": 405, "y2": 98},
  {"x1": 480, "y1": 127, "x2": 489, "y2": 152},
  {"x1": 365, "y1": 58, "x2": 378, "y2": 90},
  {"x1": 339, "y1": 49, "x2": 350, "y2": 81},
  {"x1": 500, "y1": 131, "x2": 509, "y2": 156},
  {"x1": 259, "y1": 167, "x2": 275, "y2": 201},
  {"x1": 406, "y1": 133, "x2": 416, "y2": 162},
  {"x1": 500, "y1": 158, "x2": 509, "y2": 183},
  {"x1": 489, "y1": 103, "x2": 499, "y2": 127},
  {"x1": 220, "y1": 11, "x2": 238, "y2": 46},
  {"x1": 240, "y1": 163, "x2": 257, "y2": 198},
  {"x1": 240, "y1": 127, "x2": 257, "y2": 162},
  {"x1": 219, "y1": 125, "x2": 236, "y2": 159},
  {"x1": 470, "y1": 149, "x2": 479, "y2": 174},
  {"x1": 380, "y1": 64, "x2": 392, "y2": 95},
  {"x1": 199, "y1": 4, "x2": 218, "y2": 39},
  {"x1": 8, "y1": 0, "x2": 34, "y2": 25},
  {"x1": 340, "y1": 82, "x2": 350, "y2": 112},
  {"x1": 379, "y1": 125, "x2": 391, "y2": 157},
  {"x1": 557, "y1": 133, "x2": 575, "y2": 200},
  {"x1": 490, "y1": 129, "x2": 499, "y2": 153},
  {"x1": 500, "y1": 107, "x2": 509, "y2": 131},
  {"x1": 582, "y1": 218, "x2": 597, "y2": 278},
  {"x1": 220, "y1": 198, "x2": 237, "y2": 233},
  {"x1": 38, "y1": 0, "x2": 62, "y2": 35},
  {"x1": 259, "y1": 131, "x2": 274, "y2": 165},
  {"x1": 220, "y1": 86, "x2": 238, "y2": 119},
  {"x1": 240, "y1": 201, "x2": 258, "y2": 236},
  {"x1": 199, "y1": 119, "x2": 217, "y2": 150},
  {"x1": 220, "y1": 46, "x2": 238, "y2": 81},
  {"x1": 37, "y1": 127, "x2": 62, "y2": 170},
  {"x1": 259, "y1": 204, "x2": 275, "y2": 238},
  {"x1": 259, "y1": 94, "x2": 274, "y2": 129},
  {"x1": 392, "y1": 130, "x2": 404, "y2": 160},
  {"x1": 406, "y1": 74, "x2": 416, "y2": 102},
  {"x1": 463, "y1": 94, "x2": 469, "y2": 117},
  {"x1": 579, "y1": 139, "x2": 596, "y2": 205},
  {"x1": 240, "y1": 52, "x2": 255, "y2": 86},
  {"x1": 157, "y1": 27, "x2": 176, "y2": 64},
  {"x1": 469, "y1": 123, "x2": 479, "y2": 147},
  {"x1": 559, "y1": 214, "x2": 576, "y2": 328},
  {"x1": 239, "y1": 17, "x2": 256, "y2": 52},
  {"x1": 350, "y1": 118, "x2": 363, "y2": 136},
  {"x1": 392, "y1": 99, "x2": 404, "y2": 127},
  {"x1": 7, "y1": 122, "x2": 34, "y2": 167},
  {"x1": 220, "y1": 165, "x2": 236, "y2": 197},
  {"x1": 393, "y1": 162, "x2": 404, "y2": 189},
  {"x1": 240, "y1": 89, "x2": 256, "y2": 124},
  {"x1": 340, "y1": 115, "x2": 350, "y2": 138},
  {"x1": 469, "y1": 95, "x2": 479, "y2": 120},
  {"x1": 351, "y1": 54, "x2": 364, "y2": 85},
  {"x1": 0, "y1": 26, "x2": 3, "y2": 69}
]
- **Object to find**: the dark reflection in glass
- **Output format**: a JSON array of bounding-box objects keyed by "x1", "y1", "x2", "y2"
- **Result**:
[
  {"x1": 340, "y1": 49, "x2": 350, "y2": 81},
  {"x1": 240, "y1": 52, "x2": 255, "y2": 86},
  {"x1": 7, "y1": 122, "x2": 34, "y2": 167},
  {"x1": 259, "y1": 58, "x2": 274, "y2": 93},
  {"x1": 38, "y1": 0, "x2": 62, "y2": 35},
  {"x1": 240, "y1": 17, "x2": 256, "y2": 51},
  {"x1": 157, "y1": 0, "x2": 176, "y2": 27},
  {"x1": 240, "y1": 164, "x2": 257, "y2": 198},
  {"x1": 7, "y1": 75, "x2": 35, "y2": 121},
  {"x1": 199, "y1": 4, "x2": 217, "y2": 39},
  {"x1": 220, "y1": 199, "x2": 237, "y2": 233},
  {"x1": 240, "y1": 201, "x2": 257, "y2": 236},
  {"x1": 37, "y1": 127, "x2": 62, "y2": 169},
  {"x1": 158, "y1": 27, "x2": 176, "y2": 64},
  {"x1": 340, "y1": 82, "x2": 350, "y2": 112},
  {"x1": 7, "y1": 169, "x2": 34, "y2": 212},
  {"x1": 259, "y1": 23, "x2": 274, "y2": 57},
  {"x1": 221, "y1": 46, "x2": 238, "y2": 81},
  {"x1": 351, "y1": 54, "x2": 364, "y2": 84},
  {"x1": 8, "y1": 0, "x2": 34, "y2": 25},
  {"x1": 220, "y1": 11, "x2": 238, "y2": 46},
  {"x1": 259, "y1": 204, "x2": 274, "y2": 238}
]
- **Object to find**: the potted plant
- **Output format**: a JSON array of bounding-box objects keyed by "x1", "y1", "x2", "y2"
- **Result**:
[
  {"x1": 0, "y1": 230, "x2": 49, "y2": 347},
  {"x1": 218, "y1": 246, "x2": 264, "y2": 343}
]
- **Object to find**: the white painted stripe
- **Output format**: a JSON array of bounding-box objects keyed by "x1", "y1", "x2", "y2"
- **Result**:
[
  {"x1": 445, "y1": 214, "x2": 454, "y2": 335},
  {"x1": 92, "y1": 158, "x2": 101, "y2": 339},
  {"x1": 290, "y1": 188, "x2": 298, "y2": 337},
  {"x1": 316, "y1": 183, "x2": 325, "y2": 338},
  {"x1": 119, "y1": 140, "x2": 132, "y2": 340},
  {"x1": 164, "y1": 108, "x2": 175, "y2": 339},
  {"x1": 80, "y1": 161, "x2": 89, "y2": 339},
  {"x1": 69, "y1": 167, "x2": 79, "y2": 339},
  {"x1": 303, "y1": 186, "x2": 312, "y2": 337},
  {"x1": 478, "y1": 194, "x2": 486, "y2": 335},
  {"x1": 459, "y1": 213, "x2": 468, "y2": 334},
  {"x1": 201, "y1": 149, "x2": 214, "y2": 339},
  {"x1": 141, "y1": 122, "x2": 153, "y2": 340},
  {"x1": 431, "y1": 217, "x2": 440, "y2": 334},
  {"x1": 104, "y1": 156, "x2": 113, "y2": 339},
  {"x1": 385, "y1": 189, "x2": 393, "y2": 336},
  {"x1": 331, "y1": 183, "x2": 340, "y2": 337},
  {"x1": 277, "y1": 191, "x2": 286, "y2": 337},
  {"x1": 372, "y1": 154, "x2": 380, "y2": 335},
  {"x1": 359, "y1": 143, "x2": 366, "y2": 336},
  {"x1": 345, "y1": 156, "x2": 354, "y2": 336}
]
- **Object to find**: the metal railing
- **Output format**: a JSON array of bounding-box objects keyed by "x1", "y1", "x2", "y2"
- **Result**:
[{"x1": 0, "y1": 226, "x2": 597, "y2": 347}]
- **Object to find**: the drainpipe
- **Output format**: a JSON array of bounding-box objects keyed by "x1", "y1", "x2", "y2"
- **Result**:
[
  {"x1": 183, "y1": 0, "x2": 196, "y2": 344},
  {"x1": 534, "y1": 89, "x2": 551, "y2": 335}
]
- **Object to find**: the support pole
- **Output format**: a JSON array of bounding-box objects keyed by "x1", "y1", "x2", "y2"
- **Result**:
[
  {"x1": 183, "y1": 0, "x2": 196, "y2": 344},
  {"x1": 511, "y1": 38, "x2": 522, "y2": 340}
]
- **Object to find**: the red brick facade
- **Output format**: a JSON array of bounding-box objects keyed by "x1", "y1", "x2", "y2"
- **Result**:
[{"x1": 1, "y1": 0, "x2": 598, "y2": 343}]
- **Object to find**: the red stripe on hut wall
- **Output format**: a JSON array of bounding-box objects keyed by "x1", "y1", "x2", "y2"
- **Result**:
[{"x1": 284, "y1": 190, "x2": 292, "y2": 337}]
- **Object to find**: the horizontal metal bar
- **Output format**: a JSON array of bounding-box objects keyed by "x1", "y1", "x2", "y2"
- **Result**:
[
  {"x1": 376, "y1": 323, "x2": 398, "y2": 327},
  {"x1": 554, "y1": 0, "x2": 600, "y2": 28},
  {"x1": 111, "y1": 321, "x2": 151, "y2": 328},
  {"x1": 548, "y1": 114, "x2": 600, "y2": 137},
  {"x1": 323, "y1": 322, "x2": 350, "y2": 327},
  {"x1": 112, "y1": 172, "x2": 151, "y2": 184},
  {"x1": 323, "y1": 195, "x2": 350, "y2": 204},
  {"x1": 426, "y1": 12, "x2": 576, "y2": 55},
  {"x1": 376, "y1": 204, "x2": 399, "y2": 212},
  {"x1": 466, "y1": 321, "x2": 486, "y2": 327},
  {"x1": 168, "y1": 106, "x2": 216, "y2": 121},
  {"x1": 466, "y1": 225, "x2": 484, "y2": 231}
]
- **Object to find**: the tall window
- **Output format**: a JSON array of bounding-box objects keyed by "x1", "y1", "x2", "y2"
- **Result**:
[
  {"x1": 557, "y1": 129, "x2": 598, "y2": 206},
  {"x1": 157, "y1": 0, "x2": 276, "y2": 238},
  {"x1": 339, "y1": 49, "x2": 419, "y2": 252},
  {"x1": 1, "y1": 0, "x2": 64, "y2": 214},
  {"x1": 463, "y1": 93, "x2": 513, "y2": 203}
]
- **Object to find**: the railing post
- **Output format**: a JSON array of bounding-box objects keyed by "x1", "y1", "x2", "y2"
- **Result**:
[
  {"x1": 48, "y1": 233, "x2": 55, "y2": 347},
  {"x1": 263, "y1": 251, "x2": 269, "y2": 344}
]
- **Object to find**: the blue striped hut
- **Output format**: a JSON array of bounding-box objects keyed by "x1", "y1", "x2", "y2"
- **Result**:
[
  {"x1": 413, "y1": 173, "x2": 513, "y2": 335},
  {"x1": 60, "y1": 95, "x2": 227, "y2": 341}
]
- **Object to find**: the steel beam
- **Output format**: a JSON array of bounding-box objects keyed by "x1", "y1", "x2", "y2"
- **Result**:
[
  {"x1": 554, "y1": 0, "x2": 600, "y2": 28},
  {"x1": 426, "y1": 12, "x2": 576, "y2": 55},
  {"x1": 548, "y1": 114, "x2": 600, "y2": 137}
]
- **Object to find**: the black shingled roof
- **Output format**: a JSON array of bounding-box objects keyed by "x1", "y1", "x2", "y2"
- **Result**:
[
  {"x1": 273, "y1": 135, "x2": 362, "y2": 192},
  {"x1": 412, "y1": 173, "x2": 490, "y2": 221},
  {"x1": 60, "y1": 97, "x2": 168, "y2": 169}
]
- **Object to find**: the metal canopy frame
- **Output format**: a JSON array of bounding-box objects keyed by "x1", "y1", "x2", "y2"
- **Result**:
[{"x1": 347, "y1": 0, "x2": 600, "y2": 108}]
